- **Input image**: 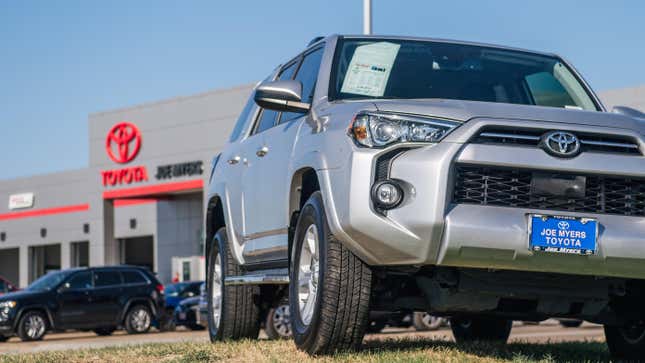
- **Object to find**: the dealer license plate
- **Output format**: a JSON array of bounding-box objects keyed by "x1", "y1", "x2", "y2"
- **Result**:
[{"x1": 529, "y1": 214, "x2": 598, "y2": 255}]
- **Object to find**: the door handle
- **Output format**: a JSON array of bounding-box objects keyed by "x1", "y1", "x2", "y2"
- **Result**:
[
  {"x1": 228, "y1": 156, "x2": 241, "y2": 165},
  {"x1": 256, "y1": 146, "x2": 269, "y2": 157}
]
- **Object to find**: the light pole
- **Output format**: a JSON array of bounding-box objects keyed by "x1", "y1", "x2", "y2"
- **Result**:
[{"x1": 363, "y1": 0, "x2": 372, "y2": 35}]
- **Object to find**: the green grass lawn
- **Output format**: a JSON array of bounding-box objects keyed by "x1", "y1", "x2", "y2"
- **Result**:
[{"x1": 0, "y1": 338, "x2": 611, "y2": 363}]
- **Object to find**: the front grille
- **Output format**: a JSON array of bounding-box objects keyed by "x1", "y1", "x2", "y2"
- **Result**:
[
  {"x1": 453, "y1": 165, "x2": 645, "y2": 217},
  {"x1": 472, "y1": 127, "x2": 641, "y2": 155}
]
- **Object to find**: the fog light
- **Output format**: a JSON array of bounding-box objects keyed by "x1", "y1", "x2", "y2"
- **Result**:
[{"x1": 372, "y1": 180, "x2": 404, "y2": 209}]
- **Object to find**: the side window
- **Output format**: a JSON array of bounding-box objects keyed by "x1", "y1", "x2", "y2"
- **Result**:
[
  {"x1": 280, "y1": 47, "x2": 324, "y2": 123},
  {"x1": 122, "y1": 270, "x2": 148, "y2": 284},
  {"x1": 94, "y1": 270, "x2": 122, "y2": 287},
  {"x1": 66, "y1": 271, "x2": 92, "y2": 289},
  {"x1": 252, "y1": 61, "x2": 300, "y2": 135},
  {"x1": 0, "y1": 280, "x2": 5, "y2": 293},
  {"x1": 229, "y1": 92, "x2": 257, "y2": 142}
]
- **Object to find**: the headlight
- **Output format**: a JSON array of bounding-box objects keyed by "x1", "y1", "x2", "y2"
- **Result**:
[
  {"x1": 350, "y1": 112, "x2": 461, "y2": 148},
  {"x1": 0, "y1": 301, "x2": 16, "y2": 309}
]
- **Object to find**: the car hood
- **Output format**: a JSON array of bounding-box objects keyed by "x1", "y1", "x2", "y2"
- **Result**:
[
  {"x1": 371, "y1": 99, "x2": 645, "y2": 133},
  {"x1": 0, "y1": 289, "x2": 46, "y2": 301}
]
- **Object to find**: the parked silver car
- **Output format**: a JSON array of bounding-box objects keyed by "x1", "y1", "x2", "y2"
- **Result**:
[{"x1": 205, "y1": 35, "x2": 645, "y2": 359}]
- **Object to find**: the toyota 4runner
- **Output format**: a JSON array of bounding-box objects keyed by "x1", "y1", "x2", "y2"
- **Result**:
[{"x1": 205, "y1": 35, "x2": 645, "y2": 359}]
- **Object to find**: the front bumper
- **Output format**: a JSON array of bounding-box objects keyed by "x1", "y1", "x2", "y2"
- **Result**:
[{"x1": 321, "y1": 119, "x2": 645, "y2": 279}]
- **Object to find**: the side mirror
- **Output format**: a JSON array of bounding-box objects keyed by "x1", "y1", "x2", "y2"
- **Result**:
[
  {"x1": 58, "y1": 283, "x2": 71, "y2": 293},
  {"x1": 612, "y1": 106, "x2": 645, "y2": 120},
  {"x1": 254, "y1": 80, "x2": 310, "y2": 113}
]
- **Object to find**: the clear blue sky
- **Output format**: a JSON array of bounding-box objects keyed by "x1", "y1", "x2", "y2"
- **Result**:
[{"x1": 1, "y1": 0, "x2": 643, "y2": 180}]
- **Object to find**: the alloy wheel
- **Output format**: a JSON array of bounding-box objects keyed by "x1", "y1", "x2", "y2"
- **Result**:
[
  {"x1": 25, "y1": 314, "x2": 45, "y2": 339},
  {"x1": 211, "y1": 252, "x2": 222, "y2": 330},
  {"x1": 271, "y1": 305, "x2": 292, "y2": 338},
  {"x1": 297, "y1": 224, "x2": 320, "y2": 326}
]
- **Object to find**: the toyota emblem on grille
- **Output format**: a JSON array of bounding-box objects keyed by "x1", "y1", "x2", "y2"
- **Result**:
[{"x1": 541, "y1": 131, "x2": 580, "y2": 158}]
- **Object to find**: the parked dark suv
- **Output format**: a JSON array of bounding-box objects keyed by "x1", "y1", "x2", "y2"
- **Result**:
[{"x1": 0, "y1": 266, "x2": 165, "y2": 342}]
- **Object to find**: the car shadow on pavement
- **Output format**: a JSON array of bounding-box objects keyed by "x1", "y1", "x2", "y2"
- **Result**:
[{"x1": 361, "y1": 338, "x2": 611, "y2": 362}]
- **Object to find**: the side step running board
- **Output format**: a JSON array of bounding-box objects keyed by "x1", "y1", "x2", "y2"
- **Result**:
[{"x1": 224, "y1": 268, "x2": 289, "y2": 286}]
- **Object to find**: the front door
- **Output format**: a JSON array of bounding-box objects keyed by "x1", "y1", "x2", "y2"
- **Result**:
[
  {"x1": 56, "y1": 271, "x2": 93, "y2": 328},
  {"x1": 241, "y1": 119, "x2": 302, "y2": 264}
]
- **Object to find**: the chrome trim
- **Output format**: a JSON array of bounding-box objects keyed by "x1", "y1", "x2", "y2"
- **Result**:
[
  {"x1": 224, "y1": 268, "x2": 289, "y2": 285},
  {"x1": 242, "y1": 228, "x2": 289, "y2": 242},
  {"x1": 479, "y1": 132, "x2": 540, "y2": 141},
  {"x1": 477, "y1": 131, "x2": 640, "y2": 152},
  {"x1": 580, "y1": 139, "x2": 640, "y2": 149}
]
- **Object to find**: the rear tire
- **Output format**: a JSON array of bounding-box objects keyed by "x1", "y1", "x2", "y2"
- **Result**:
[
  {"x1": 17, "y1": 311, "x2": 47, "y2": 342},
  {"x1": 93, "y1": 327, "x2": 116, "y2": 336},
  {"x1": 124, "y1": 305, "x2": 152, "y2": 334},
  {"x1": 450, "y1": 316, "x2": 512, "y2": 344},
  {"x1": 559, "y1": 319, "x2": 583, "y2": 328},
  {"x1": 289, "y1": 191, "x2": 372, "y2": 355},
  {"x1": 605, "y1": 324, "x2": 645, "y2": 359},
  {"x1": 207, "y1": 227, "x2": 260, "y2": 342}
]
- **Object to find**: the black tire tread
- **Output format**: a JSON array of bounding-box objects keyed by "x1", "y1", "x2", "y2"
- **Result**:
[
  {"x1": 211, "y1": 227, "x2": 259, "y2": 340},
  {"x1": 294, "y1": 191, "x2": 372, "y2": 354},
  {"x1": 450, "y1": 316, "x2": 512, "y2": 343},
  {"x1": 604, "y1": 325, "x2": 645, "y2": 359}
]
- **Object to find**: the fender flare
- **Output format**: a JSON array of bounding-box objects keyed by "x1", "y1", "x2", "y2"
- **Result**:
[
  {"x1": 13, "y1": 305, "x2": 55, "y2": 331},
  {"x1": 120, "y1": 298, "x2": 158, "y2": 324}
]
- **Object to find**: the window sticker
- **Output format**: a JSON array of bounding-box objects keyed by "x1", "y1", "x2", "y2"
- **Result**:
[{"x1": 340, "y1": 42, "x2": 400, "y2": 97}]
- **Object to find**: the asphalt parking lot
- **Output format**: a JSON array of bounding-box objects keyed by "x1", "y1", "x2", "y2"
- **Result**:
[{"x1": 0, "y1": 321, "x2": 605, "y2": 355}]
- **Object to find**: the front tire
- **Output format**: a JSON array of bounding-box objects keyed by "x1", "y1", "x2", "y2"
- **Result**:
[
  {"x1": 605, "y1": 324, "x2": 645, "y2": 359},
  {"x1": 207, "y1": 227, "x2": 260, "y2": 342},
  {"x1": 17, "y1": 311, "x2": 47, "y2": 342},
  {"x1": 450, "y1": 316, "x2": 512, "y2": 344},
  {"x1": 289, "y1": 191, "x2": 372, "y2": 355},
  {"x1": 94, "y1": 327, "x2": 116, "y2": 336}
]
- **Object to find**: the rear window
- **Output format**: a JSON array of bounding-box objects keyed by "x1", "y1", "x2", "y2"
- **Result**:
[
  {"x1": 123, "y1": 270, "x2": 148, "y2": 284},
  {"x1": 94, "y1": 271, "x2": 122, "y2": 287}
]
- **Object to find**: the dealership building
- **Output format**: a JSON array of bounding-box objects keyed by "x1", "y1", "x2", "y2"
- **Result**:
[{"x1": 0, "y1": 83, "x2": 643, "y2": 288}]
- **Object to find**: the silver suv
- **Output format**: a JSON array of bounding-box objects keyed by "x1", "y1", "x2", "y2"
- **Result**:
[{"x1": 205, "y1": 35, "x2": 645, "y2": 358}]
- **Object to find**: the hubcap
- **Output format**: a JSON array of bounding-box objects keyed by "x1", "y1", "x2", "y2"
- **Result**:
[
  {"x1": 25, "y1": 315, "x2": 45, "y2": 339},
  {"x1": 297, "y1": 224, "x2": 320, "y2": 326},
  {"x1": 131, "y1": 308, "x2": 150, "y2": 332},
  {"x1": 422, "y1": 313, "x2": 440, "y2": 328},
  {"x1": 211, "y1": 253, "x2": 222, "y2": 329},
  {"x1": 272, "y1": 305, "x2": 292, "y2": 338}
]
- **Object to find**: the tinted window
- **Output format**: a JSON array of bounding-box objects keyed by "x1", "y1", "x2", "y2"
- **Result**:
[
  {"x1": 0, "y1": 280, "x2": 5, "y2": 293},
  {"x1": 66, "y1": 271, "x2": 92, "y2": 289},
  {"x1": 253, "y1": 62, "x2": 300, "y2": 134},
  {"x1": 229, "y1": 94, "x2": 257, "y2": 142},
  {"x1": 94, "y1": 271, "x2": 122, "y2": 287},
  {"x1": 280, "y1": 47, "x2": 324, "y2": 123},
  {"x1": 123, "y1": 270, "x2": 148, "y2": 284},
  {"x1": 331, "y1": 39, "x2": 598, "y2": 111}
]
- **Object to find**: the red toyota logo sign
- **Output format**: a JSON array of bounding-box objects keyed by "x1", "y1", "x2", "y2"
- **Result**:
[{"x1": 106, "y1": 122, "x2": 142, "y2": 164}]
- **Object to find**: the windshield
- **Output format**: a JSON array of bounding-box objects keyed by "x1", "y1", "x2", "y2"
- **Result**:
[
  {"x1": 27, "y1": 271, "x2": 71, "y2": 292},
  {"x1": 331, "y1": 38, "x2": 599, "y2": 111}
]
